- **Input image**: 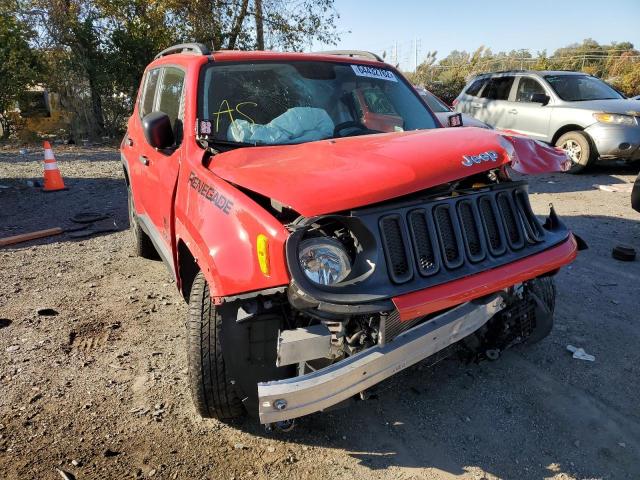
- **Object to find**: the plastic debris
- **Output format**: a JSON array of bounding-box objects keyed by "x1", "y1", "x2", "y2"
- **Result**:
[
  {"x1": 567, "y1": 344, "x2": 595, "y2": 361},
  {"x1": 612, "y1": 244, "x2": 636, "y2": 262},
  {"x1": 594, "y1": 184, "x2": 633, "y2": 193}
]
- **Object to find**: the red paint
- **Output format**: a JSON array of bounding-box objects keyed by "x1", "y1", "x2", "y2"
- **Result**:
[
  {"x1": 499, "y1": 131, "x2": 572, "y2": 174},
  {"x1": 122, "y1": 49, "x2": 576, "y2": 303},
  {"x1": 212, "y1": 128, "x2": 517, "y2": 216},
  {"x1": 392, "y1": 235, "x2": 578, "y2": 322}
]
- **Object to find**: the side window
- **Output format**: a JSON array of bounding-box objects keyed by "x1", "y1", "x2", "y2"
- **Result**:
[
  {"x1": 516, "y1": 77, "x2": 546, "y2": 102},
  {"x1": 465, "y1": 78, "x2": 487, "y2": 97},
  {"x1": 157, "y1": 67, "x2": 186, "y2": 144},
  {"x1": 481, "y1": 76, "x2": 515, "y2": 100},
  {"x1": 140, "y1": 69, "x2": 161, "y2": 118}
]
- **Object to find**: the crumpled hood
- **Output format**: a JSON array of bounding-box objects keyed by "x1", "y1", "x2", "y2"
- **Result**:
[{"x1": 211, "y1": 127, "x2": 569, "y2": 217}]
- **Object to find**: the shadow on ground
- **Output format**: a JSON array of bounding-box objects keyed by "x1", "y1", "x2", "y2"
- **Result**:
[{"x1": 0, "y1": 176, "x2": 129, "y2": 248}]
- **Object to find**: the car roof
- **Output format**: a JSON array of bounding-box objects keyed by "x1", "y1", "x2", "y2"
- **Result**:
[
  {"x1": 473, "y1": 70, "x2": 589, "y2": 79},
  {"x1": 149, "y1": 47, "x2": 389, "y2": 69}
]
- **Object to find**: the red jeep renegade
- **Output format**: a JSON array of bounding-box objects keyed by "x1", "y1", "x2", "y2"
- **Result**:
[{"x1": 122, "y1": 43, "x2": 580, "y2": 428}]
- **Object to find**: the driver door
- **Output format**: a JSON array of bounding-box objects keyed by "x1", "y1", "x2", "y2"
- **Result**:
[{"x1": 137, "y1": 66, "x2": 186, "y2": 267}]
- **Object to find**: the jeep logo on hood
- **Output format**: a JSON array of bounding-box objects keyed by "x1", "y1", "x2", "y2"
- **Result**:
[{"x1": 462, "y1": 150, "x2": 499, "y2": 167}]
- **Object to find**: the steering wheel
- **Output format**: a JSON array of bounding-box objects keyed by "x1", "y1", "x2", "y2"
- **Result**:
[{"x1": 333, "y1": 121, "x2": 379, "y2": 138}]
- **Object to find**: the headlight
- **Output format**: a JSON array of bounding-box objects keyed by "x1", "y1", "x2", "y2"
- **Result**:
[
  {"x1": 299, "y1": 238, "x2": 351, "y2": 286},
  {"x1": 593, "y1": 112, "x2": 637, "y2": 126}
]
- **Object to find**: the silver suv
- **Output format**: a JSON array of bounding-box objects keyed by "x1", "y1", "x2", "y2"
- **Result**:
[{"x1": 454, "y1": 70, "x2": 640, "y2": 172}]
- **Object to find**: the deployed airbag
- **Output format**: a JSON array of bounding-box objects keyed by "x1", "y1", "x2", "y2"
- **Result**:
[{"x1": 228, "y1": 107, "x2": 334, "y2": 145}]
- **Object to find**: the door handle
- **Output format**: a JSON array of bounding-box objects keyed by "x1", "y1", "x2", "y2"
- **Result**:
[
  {"x1": 127, "y1": 138, "x2": 134, "y2": 147},
  {"x1": 471, "y1": 102, "x2": 482, "y2": 108},
  {"x1": 508, "y1": 109, "x2": 518, "y2": 115},
  {"x1": 138, "y1": 155, "x2": 149, "y2": 166}
]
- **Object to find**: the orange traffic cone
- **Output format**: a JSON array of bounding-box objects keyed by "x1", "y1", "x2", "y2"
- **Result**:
[{"x1": 42, "y1": 141, "x2": 67, "y2": 192}]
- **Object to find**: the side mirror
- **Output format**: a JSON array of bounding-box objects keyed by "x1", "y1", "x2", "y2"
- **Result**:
[
  {"x1": 530, "y1": 93, "x2": 550, "y2": 106},
  {"x1": 448, "y1": 113, "x2": 463, "y2": 127},
  {"x1": 142, "y1": 111, "x2": 174, "y2": 149}
]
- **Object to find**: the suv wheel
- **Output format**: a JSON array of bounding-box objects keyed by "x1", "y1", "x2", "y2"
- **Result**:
[
  {"x1": 525, "y1": 276, "x2": 556, "y2": 344},
  {"x1": 186, "y1": 272, "x2": 245, "y2": 420},
  {"x1": 127, "y1": 187, "x2": 157, "y2": 259},
  {"x1": 556, "y1": 131, "x2": 596, "y2": 173}
]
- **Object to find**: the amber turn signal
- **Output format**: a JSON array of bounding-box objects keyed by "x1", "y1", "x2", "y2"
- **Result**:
[{"x1": 257, "y1": 234, "x2": 270, "y2": 276}]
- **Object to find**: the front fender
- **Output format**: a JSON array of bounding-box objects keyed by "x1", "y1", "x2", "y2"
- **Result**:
[{"x1": 174, "y1": 165, "x2": 290, "y2": 298}]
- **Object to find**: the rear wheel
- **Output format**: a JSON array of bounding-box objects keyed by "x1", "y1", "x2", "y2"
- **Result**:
[
  {"x1": 127, "y1": 187, "x2": 157, "y2": 259},
  {"x1": 186, "y1": 272, "x2": 245, "y2": 420},
  {"x1": 556, "y1": 131, "x2": 596, "y2": 173}
]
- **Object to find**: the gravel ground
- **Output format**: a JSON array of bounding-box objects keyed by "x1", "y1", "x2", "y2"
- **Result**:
[{"x1": 1, "y1": 145, "x2": 639, "y2": 480}]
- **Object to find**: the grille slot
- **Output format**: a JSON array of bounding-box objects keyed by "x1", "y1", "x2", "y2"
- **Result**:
[
  {"x1": 514, "y1": 190, "x2": 544, "y2": 243},
  {"x1": 379, "y1": 215, "x2": 413, "y2": 284},
  {"x1": 433, "y1": 205, "x2": 464, "y2": 269},
  {"x1": 408, "y1": 210, "x2": 439, "y2": 276},
  {"x1": 457, "y1": 200, "x2": 486, "y2": 262},
  {"x1": 478, "y1": 195, "x2": 507, "y2": 256},
  {"x1": 497, "y1": 192, "x2": 525, "y2": 250}
]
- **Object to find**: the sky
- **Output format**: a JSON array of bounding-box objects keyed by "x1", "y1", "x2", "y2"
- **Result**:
[{"x1": 313, "y1": 0, "x2": 640, "y2": 71}]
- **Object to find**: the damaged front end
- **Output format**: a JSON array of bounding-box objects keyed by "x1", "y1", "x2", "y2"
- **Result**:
[{"x1": 244, "y1": 175, "x2": 579, "y2": 425}]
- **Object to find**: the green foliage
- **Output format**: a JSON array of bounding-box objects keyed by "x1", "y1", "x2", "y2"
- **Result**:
[
  {"x1": 409, "y1": 39, "x2": 640, "y2": 104},
  {"x1": 13, "y1": 0, "x2": 340, "y2": 139},
  {"x1": 0, "y1": 8, "x2": 42, "y2": 138}
]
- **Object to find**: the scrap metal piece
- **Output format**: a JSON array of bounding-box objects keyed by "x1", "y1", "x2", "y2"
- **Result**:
[{"x1": 276, "y1": 324, "x2": 332, "y2": 367}]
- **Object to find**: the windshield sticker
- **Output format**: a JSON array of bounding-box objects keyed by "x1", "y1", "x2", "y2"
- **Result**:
[
  {"x1": 351, "y1": 65, "x2": 397, "y2": 82},
  {"x1": 198, "y1": 119, "x2": 212, "y2": 135}
]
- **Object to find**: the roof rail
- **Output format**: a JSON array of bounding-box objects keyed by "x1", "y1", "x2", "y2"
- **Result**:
[
  {"x1": 489, "y1": 69, "x2": 527, "y2": 74},
  {"x1": 314, "y1": 50, "x2": 385, "y2": 63},
  {"x1": 154, "y1": 43, "x2": 211, "y2": 60}
]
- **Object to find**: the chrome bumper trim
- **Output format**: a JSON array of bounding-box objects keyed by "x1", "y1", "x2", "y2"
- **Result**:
[{"x1": 257, "y1": 294, "x2": 505, "y2": 424}]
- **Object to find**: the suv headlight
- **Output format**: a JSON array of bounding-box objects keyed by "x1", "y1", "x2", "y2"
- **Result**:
[
  {"x1": 593, "y1": 112, "x2": 637, "y2": 126},
  {"x1": 299, "y1": 238, "x2": 351, "y2": 286}
]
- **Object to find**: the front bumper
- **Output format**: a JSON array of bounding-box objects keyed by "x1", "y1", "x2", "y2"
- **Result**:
[
  {"x1": 257, "y1": 294, "x2": 505, "y2": 424},
  {"x1": 392, "y1": 234, "x2": 578, "y2": 320},
  {"x1": 585, "y1": 122, "x2": 640, "y2": 160}
]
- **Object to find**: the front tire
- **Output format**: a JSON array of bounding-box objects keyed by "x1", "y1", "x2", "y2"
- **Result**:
[
  {"x1": 525, "y1": 276, "x2": 556, "y2": 344},
  {"x1": 186, "y1": 272, "x2": 245, "y2": 420},
  {"x1": 556, "y1": 131, "x2": 596, "y2": 173}
]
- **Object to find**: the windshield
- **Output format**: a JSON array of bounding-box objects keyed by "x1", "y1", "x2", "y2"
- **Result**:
[
  {"x1": 418, "y1": 90, "x2": 450, "y2": 112},
  {"x1": 544, "y1": 74, "x2": 623, "y2": 102},
  {"x1": 198, "y1": 61, "x2": 438, "y2": 146}
]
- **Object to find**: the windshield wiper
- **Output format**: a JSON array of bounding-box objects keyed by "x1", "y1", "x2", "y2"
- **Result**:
[{"x1": 198, "y1": 137, "x2": 255, "y2": 154}]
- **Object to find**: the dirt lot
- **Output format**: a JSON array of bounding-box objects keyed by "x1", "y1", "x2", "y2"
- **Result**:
[{"x1": 1, "y1": 145, "x2": 639, "y2": 480}]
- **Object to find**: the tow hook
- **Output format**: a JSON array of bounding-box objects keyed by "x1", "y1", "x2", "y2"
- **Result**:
[
  {"x1": 485, "y1": 349, "x2": 501, "y2": 360},
  {"x1": 264, "y1": 419, "x2": 296, "y2": 433}
]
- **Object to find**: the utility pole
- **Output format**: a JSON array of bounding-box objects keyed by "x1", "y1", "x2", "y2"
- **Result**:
[
  {"x1": 414, "y1": 37, "x2": 418, "y2": 72},
  {"x1": 394, "y1": 41, "x2": 398, "y2": 67}
]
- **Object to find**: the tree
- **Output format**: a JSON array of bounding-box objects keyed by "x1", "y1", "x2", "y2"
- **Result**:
[
  {"x1": 0, "y1": 8, "x2": 42, "y2": 138},
  {"x1": 13, "y1": 0, "x2": 340, "y2": 140}
]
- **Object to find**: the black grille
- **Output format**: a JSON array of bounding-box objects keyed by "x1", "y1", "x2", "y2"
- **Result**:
[
  {"x1": 497, "y1": 192, "x2": 524, "y2": 249},
  {"x1": 408, "y1": 210, "x2": 439, "y2": 276},
  {"x1": 434, "y1": 205, "x2": 463, "y2": 268},
  {"x1": 458, "y1": 200, "x2": 485, "y2": 262},
  {"x1": 378, "y1": 185, "x2": 545, "y2": 284},
  {"x1": 379, "y1": 215, "x2": 412, "y2": 283}
]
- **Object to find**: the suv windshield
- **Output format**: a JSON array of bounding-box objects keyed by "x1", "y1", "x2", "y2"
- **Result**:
[
  {"x1": 544, "y1": 74, "x2": 623, "y2": 102},
  {"x1": 198, "y1": 61, "x2": 438, "y2": 146}
]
